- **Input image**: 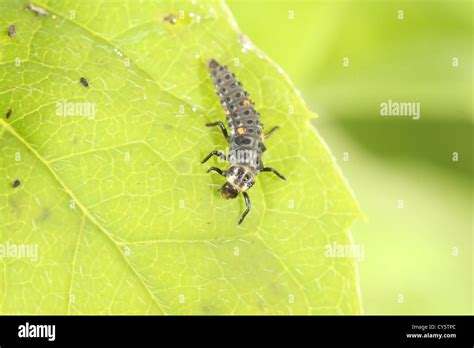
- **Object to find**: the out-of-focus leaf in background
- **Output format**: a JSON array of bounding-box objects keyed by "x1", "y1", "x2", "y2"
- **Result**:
[
  {"x1": 228, "y1": 0, "x2": 472, "y2": 314},
  {"x1": 0, "y1": 0, "x2": 362, "y2": 314}
]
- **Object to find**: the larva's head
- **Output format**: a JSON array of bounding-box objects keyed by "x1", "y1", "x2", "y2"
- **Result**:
[
  {"x1": 208, "y1": 59, "x2": 219, "y2": 69},
  {"x1": 219, "y1": 182, "x2": 239, "y2": 200},
  {"x1": 222, "y1": 165, "x2": 255, "y2": 198}
]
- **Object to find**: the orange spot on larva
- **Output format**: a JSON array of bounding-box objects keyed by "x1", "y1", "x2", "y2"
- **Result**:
[
  {"x1": 243, "y1": 99, "x2": 251, "y2": 106},
  {"x1": 237, "y1": 127, "x2": 246, "y2": 135}
]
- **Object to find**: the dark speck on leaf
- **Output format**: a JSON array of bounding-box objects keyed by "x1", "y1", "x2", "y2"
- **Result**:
[
  {"x1": 7, "y1": 24, "x2": 16, "y2": 38},
  {"x1": 38, "y1": 208, "x2": 51, "y2": 223},
  {"x1": 6, "y1": 109, "x2": 12, "y2": 119},
  {"x1": 80, "y1": 77, "x2": 89, "y2": 87},
  {"x1": 163, "y1": 14, "x2": 177, "y2": 25},
  {"x1": 13, "y1": 179, "x2": 21, "y2": 188}
]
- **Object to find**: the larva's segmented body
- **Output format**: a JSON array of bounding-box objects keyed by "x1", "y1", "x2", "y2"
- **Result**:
[
  {"x1": 209, "y1": 59, "x2": 265, "y2": 173},
  {"x1": 202, "y1": 59, "x2": 286, "y2": 225}
]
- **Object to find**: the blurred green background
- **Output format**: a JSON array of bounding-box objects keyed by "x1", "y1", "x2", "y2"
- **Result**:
[{"x1": 227, "y1": 0, "x2": 472, "y2": 314}]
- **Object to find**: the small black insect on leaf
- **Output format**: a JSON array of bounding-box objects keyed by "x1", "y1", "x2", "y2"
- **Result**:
[
  {"x1": 6, "y1": 109, "x2": 12, "y2": 119},
  {"x1": 80, "y1": 77, "x2": 89, "y2": 87},
  {"x1": 7, "y1": 24, "x2": 16, "y2": 38},
  {"x1": 13, "y1": 179, "x2": 21, "y2": 188}
]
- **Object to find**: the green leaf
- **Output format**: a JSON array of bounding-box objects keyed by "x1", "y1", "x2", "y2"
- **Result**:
[{"x1": 0, "y1": 0, "x2": 362, "y2": 314}]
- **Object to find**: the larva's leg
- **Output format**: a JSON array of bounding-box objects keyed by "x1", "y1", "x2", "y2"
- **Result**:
[
  {"x1": 260, "y1": 167, "x2": 286, "y2": 180},
  {"x1": 206, "y1": 121, "x2": 229, "y2": 140},
  {"x1": 206, "y1": 167, "x2": 226, "y2": 176},
  {"x1": 238, "y1": 192, "x2": 251, "y2": 225},
  {"x1": 264, "y1": 126, "x2": 279, "y2": 139},
  {"x1": 201, "y1": 150, "x2": 227, "y2": 164}
]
